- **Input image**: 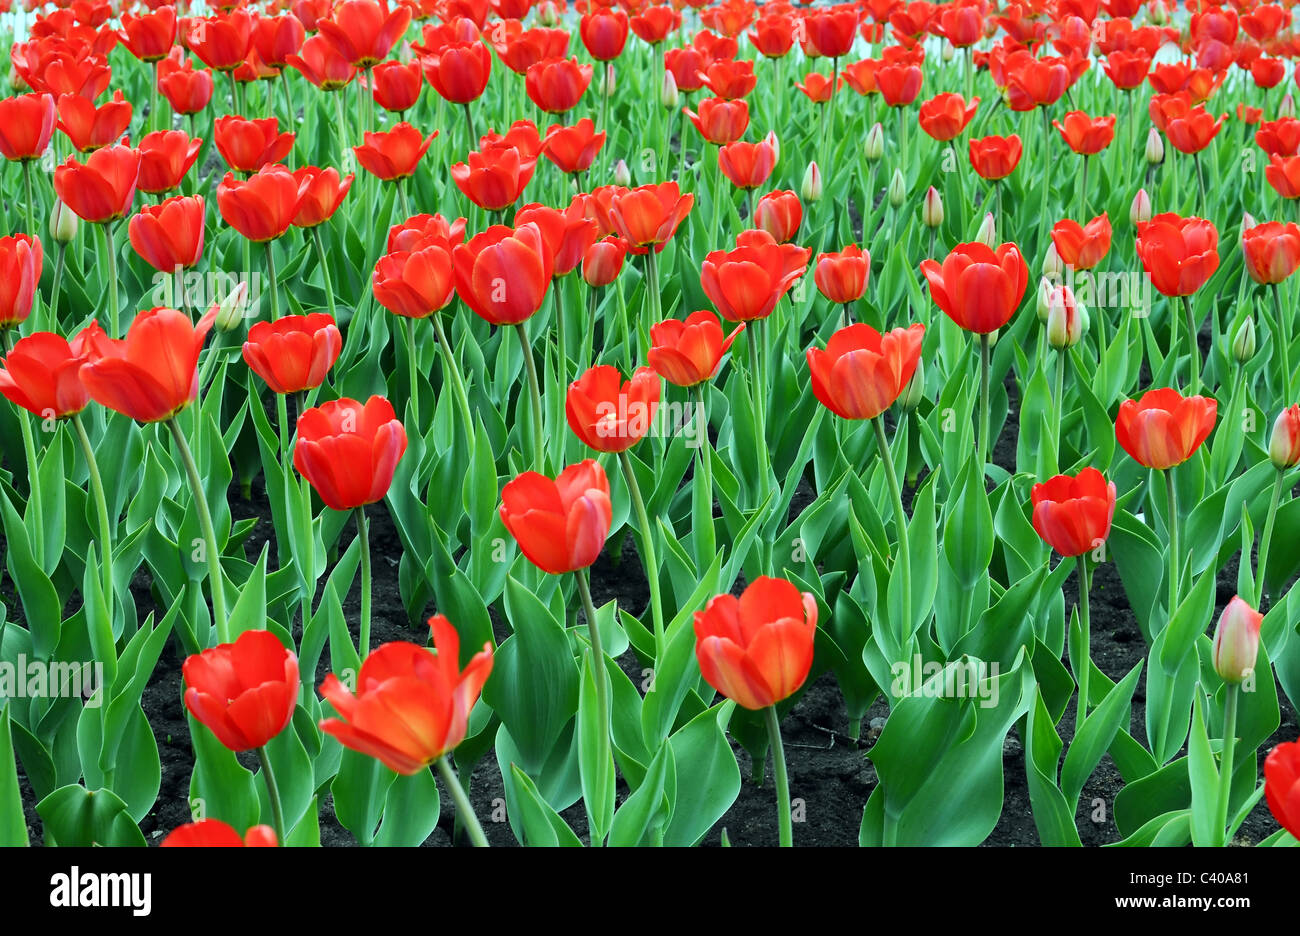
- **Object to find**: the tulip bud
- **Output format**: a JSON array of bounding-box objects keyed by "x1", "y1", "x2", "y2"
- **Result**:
[
  {"x1": 1232, "y1": 317, "x2": 1256, "y2": 363},
  {"x1": 975, "y1": 211, "x2": 997, "y2": 247},
  {"x1": 1149, "y1": 1, "x2": 1168, "y2": 25},
  {"x1": 942, "y1": 39, "x2": 956, "y2": 62},
  {"x1": 49, "y1": 199, "x2": 78, "y2": 244},
  {"x1": 601, "y1": 63, "x2": 616, "y2": 98},
  {"x1": 922, "y1": 186, "x2": 943, "y2": 227},
  {"x1": 801, "y1": 162, "x2": 822, "y2": 202},
  {"x1": 1130, "y1": 188, "x2": 1152, "y2": 226},
  {"x1": 1212, "y1": 596, "x2": 1262, "y2": 683},
  {"x1": 214, "y1": 280, "x2": 251, "y2": 332},
  {"x1": 9, "y1": 68, "x2": 28, "y2": 92},
  {"x1": 1035, "y1": 276, "x2": 1055, "y2": 322},
  {"x1": 864, "y1": 123, "x2": 884, "y2": 161},
  {"x1": 661, "y1": 69, "x2": 679, "y2": 109},
  {"x1": 1269, "y1": 404, "x2": 1300, "y2": 469},
  {"x1": 1144, "y1": 128, "x2": 1164, "y2": 165},
  {"x1": 538, "y1": 0, "x2": 560, "y2": 26},
  {"x1": 1042, "y1": 242, "x2": 1065, "y2": 278},
  {"x1": 613, "y1": 158, "x2": 631, "y2": 186},
  {"x1": 987, "y1": 328, "x2": 1000, "y2": 347},
  {"x1": 887, "y1": 168, "x2": 905, "y2": 207},
  {"x1": 1282, "y1": 92, "x2": 1296, "y2": 120},
  {"x1": 1045, "y1": 286, "x2": 1083, "y2": 349},
  {"x1": 765, "y1": 130, "x2": 780, "y2": 164},
  {"x1": 900, "y1": 358, "x2": 925, "y2": 411}
]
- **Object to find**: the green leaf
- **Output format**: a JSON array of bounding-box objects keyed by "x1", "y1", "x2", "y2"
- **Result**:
[
  {"x1": 576, "y1": 651, "x2": 615, "y2": 846},
  {"x1": 0, "y1": 705, "x2": 28, "y2": 845},
  {"x1": 662, "y1": 702, "x2": 741, "y2": 847},
  {"x1": 36, "y1": 785, "x2": 145, "y2": 847},
  {"x1": 1061, "y1": 661, "x2": 1143, "y2": 809}
]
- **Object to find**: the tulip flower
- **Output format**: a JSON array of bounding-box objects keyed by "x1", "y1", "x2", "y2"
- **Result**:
[
  {"x1": 253, "y1": 14, "x2": 307, "y2": 69},
  {"x1": 52, "y1": 142, "x2": 139, "y2": 224},
  {"x1": 1165, "y1": 107, "x2": 1226, "y2": 155},
  {"x1": 718, "y1": 138, "x2": 777, "y2": 192},
  {"x1": 1115, "y1": 387, "x2": 1217, "y2": 472},
  {"x1": 214, "y1": 115, "x2": 294, "y2": 173},
  {"x1": 1255, "y1": 118, "x2": 1300, "y2": 158},
  {"x1": 128, "y1": 194, "x2": 205, "y2": 276},
  {"x1": 292, "y1": 166, "x2": 354, "y2": 228},
  {"x1": 420, "y1": 40, "x2": 492, "y2": 142},
  {"x1": 1053, "y1": 111, "x2": 1116, "y2": 155},
  {"x1": 525, "y1": 57, "x2": 593, "y2": 114},
  {"x1": 373, "y1": 238, "x2": 456, "y2": 424},
  {"x1": 286, "y1": 34, "x2": 357, "y2": 92},
  {"x1": 700, "y1": 239, "x2": 808, "y2": 323},
  {"x1": 450, "y1": 144, "x2": 537, "y2": 212},
  {"x1": 580, "y1": 7, "x2": 629, "y2": 61},
  {"x1": 452, "y1": 223, "x2": 554, "y2": 326},
  {"x1": 754, "y1": 190, "x2": 802, "y2": 244},
  {"x1": 541, "y1": 118, "x2": 605, "y2": 176},
  {"x1": 242, "y1": 313, "x2": 342, "y2": 395},
  {"x1": 388, "y1": 213, "x2": 467, "y2": 253},
  {"x1": 499, "y1": 459, "x2": 612, "y2": 575},
  {"x1": 565, "y1": 364, "x2": 661, "y2": 454},
  {"x1": 700, "y1": 59, "x2": 758, "y2": 100},
  {"x1": 918, "y1": 92, "x2": 978, "y2": 142},
  {"x1": 184, "y1": 629, "x2": 299, "y2": 753},
  {"x1": 353, "y1": 123, "x2": 437, "y2": 184},
  {"x1": 0, "y1": 234, "x2": 44, "y2": 330},
  {"x1": 1264, "y1": 740, "x2": 1300, "y2": 840},
  {"x1": 119, "y1": 7, "x2": 177, "y2": 63},
  {"x1": 162, "y1": 820, "x2": 278, "y2": 847},
  {"x1": 695, "y1": 576, "x2": 818, "y2": 845},
  {"x1": 632, "y1": 6, "x2": 682, "y2": 45},
  {"x1": 1135, "y1": 213, "x2": 1220, "y2": 392},
  {"x1": 582, "y1": 235, "x2": 627, "y2": 287},
  {"x1": 647, "y1": 311, "x2": 744, "y2": 388},
  {"x1": 1242, "y1": 221, "x2": 1300, "y2": 285},
  {"x1": 136, "y1": 130, "x2": 203, "y2": 195},
  {"x1": 807, "y1": 323, "x2": 925, "y2": 421},
  {"x1": 1050, "y1": 214, "x2": 1112, "y2": 271},
  {"x1": 684, "y1": 96, "x2": 750, "y2": 146},
  {"x1": 0, "y1": 93, "x2": 57, "y2": 164},
  {"x1": 158, "y1": 60, "x2": 215, "y2": 116},
  {"x1": 968, "y1": 134, "x2": 1022, "y2": 180},
  {"x1": 1212, "y1": 596, "x2": 1262, "y2": 685},
  {"x1": 318, "y1": 615, "x2": 493, "y2": 846},
  {"x1": 188, "y1": 10, "x2": 254, "y2": 73},
  {"x1": 316, "y1": 0, "x2": 411, "y2": 68},
  {"x1": 814, "y1": 244, "x2": 870, "y2": 307},
  {"x1": 369, "y1": 60, "x2": 421, "y2": 114},
  {"x1": 608, "y1": 181, "x2": 693, "y2": 256},
  {"x1": 55, "y1": 90, "x2": 132, "y2": 153},
  {"x1": 217, "y1": 163, "x2": 310, "y2": 243}
]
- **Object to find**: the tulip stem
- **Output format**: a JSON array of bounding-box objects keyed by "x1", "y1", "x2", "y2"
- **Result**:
[
  {"x1": 280, "y1": 71, "x2": 294, "y2": 130},
  {"x1": 3, "y1": 330, "x2": 44, "y2": 570},
  {"x1": 1080, "y1": 155, "x2": 1089, "y2": 221},
  {"x1": 21, "y1": 160, "x2": 35, "y2": 244},
  {"x1": 1193, "y1": 152, "x2": 1207, "y2": 216},
  {"x1": 355, "y1": 506, "x2": 371, "y2": 659},
  {"x1": 48, "y1": 244, "x2": 66, "y2": 330},
  {"x1": 515, "y1": 323, "x2": 545, "y2": 471},
  {"x1": 554, "y1": 278, "x2": 568, "y2": 382},
  {"x1": 1214, "y1": 683, "x2": 1240, "y2": 847},
  {"x1": 462, "y1": 102, "x2": 476, "y2": 148},
  {"x1": 1053, "y1": 348, "x2": 1066, "y2": 468},
  {"x1": 976, "y1": 332, "x2": 991, "y2": 474},
  {"x1": 311, "y1": 226, "x2": 338, "y2": 322},
  {"x1": 576, "y1": 570, "x2": 612, "y2": 847},
  {"x1": 1038, "y1": 107, "x2": 1051, "y2": 251},
  {"x1": 256, "y1": 746, "x2": 286, "y2": 844},
  {"x1": 694, "y1": 383, "x2": 715, "y2": 562},
  {"x1": 73, "y1": 414, "x2": 114, "y2": 628},
  {"x1": 99, "y1": 222, "x2": 120, "y2": 337},
  {"x1": 1163, "y1": 468, "x2": 1180, "y2": 622},
  {"x1": 1075, "y1": 559, "x2": 1092, "y2": 727},
  {"x1": 619, "y1": 449, "x2": 665, "y2": 662},
  {"x1": 764, "y1": 705, "x2": 793, "y2": 847},
  {"x1": 166, "y1": 417, "x2": 229, "y2": 644},
  {"x1": 1256, "y1": 468, "x2": 1284, "y2": 607},
  {"x1": 265, "y1": 241, "x2": 280, "y2": 321},
  {"x1": 405, "y1": 317, "x2": 420, "y2": 428},
  {"x1": 1181, "y1": 295, "x2": 1200, "y2": 395},
  {"x1": 432, "y1": 312, "x2": 475, "y2": 446},
  {"x1": 874, "y1": 417, "x2": 911, "y2": 651},
  {"x1": 436, "y1": 756, "x2": 489, "y2": 847},
  {"x1": 1270, "y1": 284, "x2": 1291, "y2": 401}
]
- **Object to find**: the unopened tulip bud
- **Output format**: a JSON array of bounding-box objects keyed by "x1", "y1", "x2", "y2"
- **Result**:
[
  {"x1": 975, "y1": 211, "x2": 997, "y2": 247},
  {"x1": 765, "y1": 130, "x2": 780, "y2": 163},
  {"x1": 942, "y1": 39, "x2": 956, "y2": 62},
  {"x1": 1046, "y1": 286, "x2": 1083, "y2": 349},
  {"x1": 1282, "y1": 92, "x2": 1296, "y2": 120},
  {"x1": 900, "y1": 358, "x2": 925, "y2": 411},
  {"x1": 49, "y1": 199, "x2": 78, "y2": 244},
  {"x1": 538, "y1": 0, "x2": 560, "y2": 26},
  {"x1": 1269, "y1": 404, "x2": 1300, "y2": 469},
  {"x1": 1130, "y1": 188, "x2": 1152, "y2": 226},
  {"x1": 1042, "y1": 242, "x2": 1064, "y2": 278},
  {"x1": 864, "y1": 123, "x2": 884, "y2": 161},
  {"x1": 1233, "y1": 317, "x2": 1256, "y2": 363},
  {"x1": 613, "y1": 158, "x2": 631, "y2": 186},
  {"x1": 987, "y1": 328, "x2": 1000, "y2": 347},
  {"x1": 10, "y1": 68, "x2": 28, "y2": 92},
  {"x1": 1145, "y1": 127, "x2": 1164, "y2": 165},
  {"x1": 887, "y1": 168, "x2": 905, "y2": 207},
  {"x1": 1149, "y1": 1, "x2": 1168, "y2": 25},
  {"x1": 661, "y1": 69, "x2": 678, "y2": 109},
  {"x1": 602, "y1": 63, "x2": 616, "y2": 98},
  {"x1": 922, "y1": 186, "x2": 943, "y2": 227},
  {"x1": 801, "y1": 161, "x2": 823, "y2": 202},
  {"x1": 1212, "y1": 595, "x2": 1262, "y2": 683},
  {"x1": 214, "y1": 280, "x2": 251, "y2": 332},
  {"x1": 1036, "y1": 276, "x2": 1055, "y2": 322}
]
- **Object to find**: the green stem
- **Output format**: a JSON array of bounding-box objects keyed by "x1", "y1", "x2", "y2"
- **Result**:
[
  {"x1": 22, "y1": 160, "x2": 35, "y2": 243},
  {"x1": 1053, "y1": 347, "x2": 1066, "y2": 468},
  {"x1": 619, "y1": 449, "x2": 664, "y2": 662},
  {"x1": 1182, "y1": 295, "x2": 1199, "y2": 395},
  {"x1": 874, "y1": 417, "x2": 911, "y2": 649},
  {"x1": 694, "y1": 383, "x2": 715, "y2": 561},
  {"x1": 644, "y1": 249, "x2": 662, "y2": 326},
  {"x1": 1080, "y1": 156, "x2": 1089, "y2": 221},
  {"x1": 48, "y1": 245, "x2": 66, "y2": 330},
  {"x1": 280, "y1": 70, "x2": 294, "y2": 130},
  {"x1": 1076, "y1": 559, "x2": 1092, "y2": 726},
  {"x1": 405, "y1": 316, "x2": 420, "y2": 427},
  {"x1": 432, "y1": 312, "x2": 475, "y2": 445},
  {"x1": 3, "y1": 330, "x2": 44, "y2": 568},
  {"x1": 356, "y1": 506, "x2": 371, "y2": 658},
  {"x1": 976, "y1": 332, "x2": 991, "y2": 473},
  {"x1": 554, "y1": 277, "x2": 568, "y2": 381},
  {"x1": 1214, "y1": 683, "x2": 1239, "y2": 847},
  {"x1": 515, "y1": 323, "x2": 544, "y2": 471},
  {"x1": 265, "y1": 241, "x2": 280, "y2": 321},
  {"x1": 256, "y1": 746, "x2": 286, "y2": 844},
  {"x1": 463, "y1": 101, "x2": 476, "y2": 147},
  {"x1": 99, "y1": 222, "x2": 120, "y2": 336},
  {"x1": 576, "y1": 570, "x2": 612, "y2": 847},
  {"x1": 1164, "y1": 467, "x2": 1180, "y2": 622},
  {"x1": 764, "y1": 705, "x2": 793, "y2": 847},
  {"x1": 311, "y1": 226, "x2": 337, "y2": 322},
  {"x1": 1256, "y1": 469, "x2": 1284, "y2": 607},
  {"x1": 166, "y1": 418, "x2": 229, "y2": 643},
  {"x1": 73, "y1": 414, "x2": 114, "y2": 626},
  {"x1": 436, "y1": 756, "x2": 489, "y2": 847},
  {"x1": 1270, "y1": 284, "x2": 1291, "y2": 401}
]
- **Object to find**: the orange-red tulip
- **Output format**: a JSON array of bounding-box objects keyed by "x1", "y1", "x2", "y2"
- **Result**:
[
  {"x1": 684, "y1": 96, "x2": 749, "y2": 146},
  {"x1": 316, "y1": 0, "x2": 411, "y2": 67},
  {"x1": 582, "y1": 235, "x2": 627, "y2": 286},
  {"x1": 1264, "y1": 739, "x2": 1300, "y2": 839},
  {"x1": 291, "y1": 166, "x2": 354, "y2": 227},
  {"x1": 814, "y1": 244, "x2": 870, "y2": 304},
  {"x1": 0, "y1": 234, "x2": 43, "y2": 328},
  {"x1": 807, "y1": 322, "x2": 924, "y2": 420},
  {"x1": 119, "y1": 6, "x2": 177, "y2": 62},
  {"x1": 252, "y1": 13, "x2": 306, "y2": 67},
  {"x1": 1165, "y1": 107, "x2": 1226, "y2": 154},
  {"x1": 1241, "y1": 221, "x2": 1300, "y2": 285},
  {"x1": 1114, "y1": 387, "x2": 1217, "y2": 470},
  {"x1": 648, "y1": 310, "x2": 744, "y2": 387},
  {"x1": 294, "y1": 395, "x2": 407, "y2": 510},
  {"x1": 968, "y1": 133, "x2": 1022, "y2": 179},
  {"x1": 56, "y1": 89, "x2": 131, "y2": 153},
  {"x1": 526, "y1": 57, "x2": 593, "y2": 114},
  {"x1": 53, "y1": 143, "x2": 139, "y2": 223},
  {"x1": 0, "y1": 93, "x2": 57, "y2": 162},
  {"x1": 353, "y1": 123, "x2": 437, "y2": 181},
  {"x1": 700, "y1": 238, "x2": 808, "y2": 322},
  {"x1": 242, "y1": 312, "x2": 342, "y2": 394},
  {"x1": 754, "y1": 190, "x2": 801, "y2": 244},
  {"x1": 609, "y1": 181, "x2": 693, "y2": 254},
  {"x1": 580, "y1": 6, "x2": 629, "y2": 61},
  {"x1": 1053, "y1": 111, "x2": 1116, "y2": 155},
  {"x1": 128, "y1": 194, "x2": 205, "y2": 273},
  {"x1": 541, "y1": 118, "x2": 605, "y2": 175},
  {"x1": 500, "y1": 459, "x2": 612, "y2": 574},
  {"x1": 373, "y1": 241, "x2": 456, "y2": 318},
  {"x1": 388, "y1": 213, "x2": 467, "y2": 252},
  {"x1": 370, "y1": 60, "x2": 422, "y2": 113},
  {"x1": 918, "y1": 92, "x2": 978, "y2": 142},
  {"x1": 920, "y1": 241, "x2": 1030, "y2": 334},
  {"x1": 1134, "y1": 213, "x2": 1219, "y2": 297},
  {"x1": 1266, "y1": 153, "x2": 1300, "y2": 199},
  {"x1": 187, "y1": 9, "x2": 253, "y2": 72},
  {"x1": 565, "y1": 364, "x2": 661, "y2": 452},
  {"x1": 286, "y1": 33, "x2": 357, "y2": 90},
  {"x1": 136, "y1": 129, "x2": 203, "y2": 194},
  {"x1": 718, "y1": 138, "x2": 776, "y2": 190},
  {"x1": 452, "y1": 223, "x2": 553, "y2": 324},
  {"x1": 700, "y1": 58, "x2": 758, "y2": 99},
  {"x1": 1030, "y1": 468, "x2": 1117, "y2": 557},
  {"x1": 0, "y1": 328, "x2": 94, "y2": 419},
  {"x1": 214, "y1": 115, "x2": 295, "y2": 173},
  {"x1": 420, "y1": 40, "x2": 492, "y2": 103},
  {"x1": 217, "y1": 163, "x2": 309, "y2": 241},
  {"x1": 183, "y1": 629, "x2": 299, "y2": 751},
  {"x1": 162, "y1": 819, "x2": 278, "y2": 847},
  {"x1": 158, "y1": 59, "x2": 215, "y2": 114},
  {"x1": 451, "y1": 144, "x2": 537, "y2": 211},
  {"x1": 1255, "y1": 118, "x2": 1300, "y2": 157},
  {"x1": 1050, "y1": 214, "x2": 1112, "y2": 271}
]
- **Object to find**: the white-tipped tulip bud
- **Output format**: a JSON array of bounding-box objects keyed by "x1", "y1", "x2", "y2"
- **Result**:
[
  {"x1": 1035, "y1": 276, "x2": 1055, "y2": 322},
  {"x1": 1145, "y1": 127, "x2": 1164, "y2": 165},
  {"x1": 1232, "y1": 316, "x2": 1256, "y2": 363},
  {"x1": 1130, "y1": 188, "x2": 1152, "y2": 226},
  {"x1": 601, "y1": 63, "x2": 616, "y2": 97},
  {"x1": 975, "y1": 211, "x2": 997, "y2": 247},
  {"x1": 1269, "y1": 404, "x2": 1300, "y2": 469},
  {"x1": 922, "y1": 185, "x2": 943, "y2": 227},
  {"x1": 887, "y1": 168, "x2": 905, "y2": 207},
  {"x1": 1211, "y1": 595, "x2": 1262, "y2": 683},
  {"x1": 900, "y1": 358, "x2": 925, "y2": 411},
  {"x1": 1240, "y1": 211, "x2": 1257, "y2": 240},
  {"x1": 214, "y1": 280, "x2": 251, "y2": 333},
  {"x1": 1149, "y1": 1, "x2": 1168, "y2": 25},
  {"x1": 613, "y1": 158, "x2": 631, "y2": 186},
  {"x1": 49, "y1": 198, "x2": 78, "y2": 245},
  {"x1": 1282, "y1": 92, "x2": 1296, "y2": 120},
  {"x1": 1041, "y1": 241, "x2": 1065, "y2": 278},
  {"x1": 1045, "y1": 285, "x2": 1083, "y2": 349},
  {"x1": 10, "y1": 68, "x2": 28, "y2": 92},
  {"x1": 765, "y1": 130, "x2": 780, "y2": 163},
  {"x1": 801, "y1": 161, "x2": 823, "y2": 202},
  {"x1": 661, "y1": 69, "x2": 678, "y2": 109},
  {"x1": 987, "y1": 328, "x2": 1000, "y2": 347},
  {"x1": 942, "y1": 39, "x2": 956, "y2": 62},
  {"x1": 864, "y1": 122, "x2": 884, "y2": 161},
  {"x1": 538, "y1": 0, "x2": 560, "y2": 26}
]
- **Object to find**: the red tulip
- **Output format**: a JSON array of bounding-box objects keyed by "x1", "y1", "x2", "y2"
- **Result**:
[
  {"x1": 214, "y1": 115, "x2": 295, "y2": 173},
  {"x1": 969, "y1": 134, "x2": 1023, "y2": 180},
  {"x1": 796, "y1": 72, "x2": 836, "y2": 103},
  {"x1": 1264, "y1": 740, "x2": 1300, "y2": 840},
  {"x1": 183, "y1": 629, "x2": 299, "y2": 751},
  {"x1": 938, "y1": 3, "x2": 982, "y2": 47},
  {"x1": 187, "y1": 10, "x2": 253, "y2": 72},
  {"x1": 136, "y1": 129, "x2": 203, "y2": 194},
  {"x1": 316, "y1": 0, "x2": 411, "y2": 68},
  {"x1": 1115, "y1": 387, "x2": 1218, "y2": 470},
  {"x1": 1134, "y1": 213, "x2": 1220, "y2": 297},
  {"x1": 53, "y1": 143, "x2": 139, "y2": 223},
  {"x1": 1242, "y1": 221, "x2": 1300, "y2": 285},
  {"x1": 500, "y1": 459, "x2": 612, "y2": 574},
  {"x1": 1050, "y1": 214, "x2": 1112, "y2": 271},
  {"x1": 1102, "y1": 48, "x2": 1151, "y2": 89},
  {"x1": 609, "y1": 182, "x2": 693, "y2": 255},
  {"x1": 0, "y1": 234, "x2": 44, "y2": 328},
  {"x1": 162, "y1": 819, "x2": 278, "y2": 847},
  {"x1": 217, "y1": 164, "x2": 309, "y2": 242},
  {"x1": 452, "y1": 223, "x2": 553, "y2": 325},
  {"x1": 0, "y1": 93, "x2": 57, "y2": 162},
  {"x1": 663, "y1": 45, "x2": 709, "y2": 93},
  {"x1": 242, "y1": 312, "x2": 342, "y2": 394},
  {"x1": 700, "y1": 238, "x2": 808, "y2": 322},
  {"x1": 1053, "y1": 111, "x2": 1116, "y2": 155},
  {"x1": 56, "y1": 89, "x2": 131, "y2": 153},
  {"x1": 353, "y1": 123, "x2": 436, "y2": 181},
  {"x1": 128, "y1": 194, "x2": 205, "y2": 273},
  {"x1": 1005, "y1": 55, "x2": 1070, "y2": 110},
  {"x1": 157, "y1": 60, "x2": 215, "y2": 114},
  {"x1": 451, "y1": 145, "x2": 537, "y2": 212},
  {"x1": 694, "y1": 576, "x2": 817, "y2": 711},
  {"x1": 648, "y1": 310, "x2": 744, "y2": 387},
  {"x1": 748, "y1": 15, "x2": 794, "y2": 58},
  {"x1": 1266, "y1": 153, "x2": 1300, "y2": 200},
  {"x1": 252, "y1": 13, "x2": 306, "y2": 67},
  {"x1": 754, "y1": 190, "x2": 801, "y2": 244},
  {"x1": 1270, "y1": 404, "x2": 1300, "y2": 470},
  {"x1": 805, "y1": 7, "x2": 859, "y2": 58},
  {"x1": 565, "y1": 365, "x2": 661, "y2": 452},
  {"x1": 318, "y1": 615, "x2": 493, "y2": 774},
  {"x1": 700, "y1": 59, "x2": 758, "y2": 100},
  {"x1": 525, "y1": 57, "x2": 593, "y2": 114},
  {"x1": 515, "y1": 200, "x2": 598, "y2": 276},
  {"x1": 582, "y1": 235, "x2": 627, "y2": 287},
  {"x1": 920, "y1": 242, "x2": 1030, "y2": 334},
  {"x1": 918, "y1": 92, "x2": 979, "y2": 142},
  {"x1": 1212, "y1": 596, "x2": 1262, "y2": 683},
  {"x1": 0, "y1": 329, "x2": 95, "y2": 419},
  {"x1": 119, "y1": 6, "x2": 177, "y2": 62},
  {"x1": 294, "y1": 395, "x2": 407, "y2": 511},
  {"x1": 718, "y1": 138, "x2": 777, "y2": 190},
  {"x1": 1255, "y1": 118, "x2": 1300, "y2": 157},
  {"x1": 286, "y1": 33, "x2": 357, "y2": 90},
  {"x1": 494, "y1": 26, "x2": 570, "y2": 75},
  {"x1": 1165, "y1": 107, "x2": 1226, "y2": 154},
  {"x1": 684, "y1": 96, "x2": 749, "y2": 146},
  {"x1": 541, "y1": 118, "x2": 605, "y2": 175},
  {"x1": 632, "y1": 6, "x2": 682, "y2": 45},
  {"x1": 480, "y1": 120, "x2": 544, "y2": 160},
  {"x1": 580, "y1": 6, "x2": 629, "y2": 61},
  {"x1": 420, "y1": 40, "x2": 492, "y2": 104},
  {"x1": 877, "y1": 63, "x2": 923, "y2": 106},
  {"x1": 373, "y1": 241, "x2": 456, "y2": 319},
  {"x1": 292, "y1": 166, "x2": 354, "y2": 228},
  {"x1": 1030, "y1": 468, "x2": 1117, "y2": 557},
  {"x1": 370, "y1": 60, "x2": 422, "y2": 113},
  {"x1": 388, "y1": 213, "x2": 467, "y2": 252},
  {"x1": 814, "y1": 244, "x2": 870, "y2": 304},
  {"x1": 806, "y1": 321, "x2": 925, "y2": 420}
]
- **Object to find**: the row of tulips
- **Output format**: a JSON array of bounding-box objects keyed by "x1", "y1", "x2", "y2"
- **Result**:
[{"x1": 0, "y1": 0, "x2": 1299, "y2": 848}]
